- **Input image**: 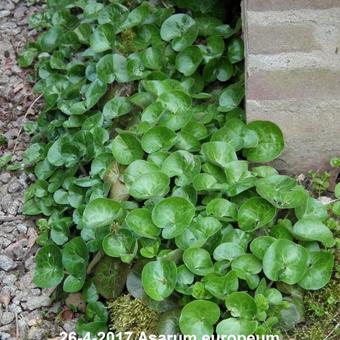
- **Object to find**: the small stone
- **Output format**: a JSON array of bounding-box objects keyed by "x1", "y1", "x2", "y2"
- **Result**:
[
  {"x1": 0, "y1": 255, "x2": 16, "y2": 271},
  {"x1": 0, "y1": 10, "x2": 10, "y2": 18},
  {"x1": 24, "y1": 256, "x2": 34, "y2": 270},
  {"x1": 7, "y1": 179, "x2": 22, "y2": 193},
  {"x1": 0, "y1": 332, "x2": 11, "y2": 340},
  {"x1": 0, "y1": 173, "x2": 11, "y2": 183},
  {"x1": 26, "y1": 295, "x2": 51, "y2": 311},
  {"x1": 4, "y1": 239, "x2": 28, "y2": 259},
  {"x1": 30, "y1": 288, "x2": 41, "y2": 297},
  {"x1": 0, "y1": 290, "x2": 11, "y2": 306},
  {"x1": 1, "y1": 311, "x2": 14, "y2": 325},
  {"x1": 2, "y1": 274, "x2": 16, "y2": 286},
  {"x1": 28, "y1": 327, "x2": 48, "y2": 340},
  {"x1": 8, "y1": 304, "x2": 22, "y2": 314},
  {"x1": 16, "y1": 223, "x2": 28, "y2": 234},
  {"x1": 63, "y1": 319, "x2": 77, "y2": 333},
  {"x1": 1, "y1": 195, "x2": 20, "y2": 215}
]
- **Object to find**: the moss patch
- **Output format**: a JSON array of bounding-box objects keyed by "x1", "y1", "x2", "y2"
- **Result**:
[
  {"x1": 290, "y1": 278, "x2": 340, "y2": 339},
  {"x1": 108, "y1": 295, "x2": 159, "y2": 336}
]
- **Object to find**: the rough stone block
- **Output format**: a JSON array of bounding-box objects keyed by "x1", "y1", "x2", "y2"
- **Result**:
[
  {"x1": 247, "y1": 0, "x2": 340, "y2": 11},
  {"x1": 247, "y1": 68, "x2": 340, "y2": 101},
  {"x1": 247, "y1": 23, "x2": 319, "y2": 54},
  {"x1": 246, "y1": 99, "x2": 340, "y2": 174}
]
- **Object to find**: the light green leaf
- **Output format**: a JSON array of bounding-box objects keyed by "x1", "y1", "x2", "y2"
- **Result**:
[
  {"x1": 179, "y1": 300, "x2": 220, "y2": 338},
  {"x1": 152, "y1": 197, "x2": 195, "y2": 239},
  {"x1": 83, "y1": 198, "x2": 122, "y2": 229},
  {"x1": 298, "y1": 251, "x2": 334, "y2": 290},
  {"x1": 183, "y1": 248, "x2": 213, "y2": 276},
  {"x1": 238, "y1": 197, "x2": 277, "y2": 232},
  {"x1": 263, "y1": 239, "x2": 308, "y2": 284},
  {"x1": 33, "y1": 245, "x2": 64, "y2": 288},
  {"x1": 175, "y1": 46, "x2": 203, "y2": 76},
  {"x1": 243, "y1": 121, "x2": 284, "y2": 162},
  {"x1": 293, "y1": 218, "x2": 335, "y2": 247},
  {"x1": 125, "y1": 208, "x2": 161, "y2": 239},
  {"x1": 142, "y1": 260, "x2": 177, "y2": 301}
]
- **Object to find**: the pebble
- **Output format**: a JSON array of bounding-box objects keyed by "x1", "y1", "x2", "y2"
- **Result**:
[
  {"x1": 7, "y1": 179, "x2": 23, "y2": 193},
  {"x1": 26, "y1": 295, "x2": 51, "y2": 311},
  {"x1": 2, "y1": 274, "x2": 16, "y2": 286},
  {"x1": 0, "y1": 173, "x2": 11, "y2": 183},
  {"x1": 0, "y1": 255, "x2": 16, "y2": 271},
  {"x1": 0, "y1": 10, "x2": 10, "y2": 18},
  {"x1": 1, "y1": 312, "x2": 14, "y2": 325}
]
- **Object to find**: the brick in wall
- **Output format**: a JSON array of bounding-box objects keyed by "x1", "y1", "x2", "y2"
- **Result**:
[
  {"x1": 247, "y1": 23, "x2": 320, "y2": 54},
  {"x1": 247, "y1": 68, "x2": 340, "y2": 101},
  {"x1": 248, "y1": 0, "x2": 340, "y2": 11}
]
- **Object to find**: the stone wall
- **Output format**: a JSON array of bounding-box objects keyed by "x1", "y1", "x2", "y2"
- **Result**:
[{"x1": 243, "y1": 0, "x2": 340, "y2": 174}]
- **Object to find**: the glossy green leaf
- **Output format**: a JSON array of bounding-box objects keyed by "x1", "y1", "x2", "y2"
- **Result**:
[
  {"x1": 175, "y1": 46, "x2": 203, "y2": 76},
  {"x1": 152, "y1": 197, "x2": 195, "y2": 239},
  {"x1": 179, "y1": 300, "x2": 220, "y2": 338},
  {"x1": 125, "y1": 208, "x2": 160, "y2": 239},
  {"x1": 263, "y1": 239, "x2": 308, "y2": 284},
  {"x1": 142, "y1": 260, "x2": 177, "y2": 301},
  {"x1": 250, "y1": 236, "x2": 276, "y2": 259},
  {"x1": 218, "y1": 84, "x2": 244, "y2": 112},
  {"x1": 33, "y1": 245, "x2": 64, "y2": 288},
  {"x1": 213, "y1": 242, "x2": 245, "y2": 262},
  {"x1": 183, "y1": 248, "x2": 213, "y2": 276},
  {"x1": 160, "y1": 14, "x2": 198, "y2": 51},
  {"x1": 203, "y1": 271, "x2": 238, "y2": 299},
  {"x1": 243, "y1": 121, "x2": 284, "y2": 162},
  {"x1": 102, "y1": 229, "x2": 137, "y2": 263},
  {"x1": 83, "y1": 198, "x2": 122, "y2": 229},
  {"x1": 112, "y1": 134, "x2": 144, "y2": 165},
  {"x1": 238, "y1": 197, "x2": 276, "y2": 232},
  {"x1": 256, "y1": 175, "x2": 307, "y2": 209},
  {"x1": 128, "y1": 171, "x2": 170, "y2": 199},
  {"x1": 202, "y1": 141, "x2": 237, "y2": 168},
  {"x1": 293, "y1": 218, "x2": 335, "y2": 247},
  {"x1": 225, "y1": 292, "x2": 257, "y2": 319},
  {"x1": 216, "y1": 318, "x2": 257, "y2": 336},
  {"x1": 298, "y1": 251, "x2": 334, "y2": 290},
  {"x1": 141, "y1": 126, "x2": 177, "y2": 153}
]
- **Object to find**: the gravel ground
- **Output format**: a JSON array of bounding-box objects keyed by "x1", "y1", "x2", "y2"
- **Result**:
[{"x1": 0, "y1": 1, "x2": 76, "y2": 339}]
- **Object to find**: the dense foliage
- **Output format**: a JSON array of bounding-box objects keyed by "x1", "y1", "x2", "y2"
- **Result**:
[{"x1": 19, "y1": 0, "x2": 337, "y2": 337}]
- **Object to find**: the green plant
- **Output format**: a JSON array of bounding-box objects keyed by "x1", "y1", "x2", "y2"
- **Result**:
[
  {"x1": 20, "y1": 0, "x2": 336, "y2": 337},
  {"x1": 308, "y1": 170, "x2": 331, "y2": 194}
]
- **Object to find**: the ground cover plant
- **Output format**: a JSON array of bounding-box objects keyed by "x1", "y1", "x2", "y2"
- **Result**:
[{"x1": 17, "y1": 0, "x2": 338, "y2": 337}]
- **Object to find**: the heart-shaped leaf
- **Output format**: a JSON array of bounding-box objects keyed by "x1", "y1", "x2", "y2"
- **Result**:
[
  {"x1": 142, "y1": 259, "x2": 177, "y2": 301},
  {"x1": 183, "y1": 248, "x2": 213, "y2": 276},
  {"x1": 175, "y1": 46, "x2": 203, "y2": 76},
  {"x1": 256, "y1": 175, "x2": 307, "y2": 209},
  {"x1": 298, "y1": 251, "x2": 334, "y2": 290},
  {"x1": 179, "y1": 300, "x2": 220, "y2": 338},
  {"x1": 202, "y1": 141, "x2": 237, "y2": 168},
  {"x1": 102, "y1": 229, "x2": 137, "y2": 263},
  {"x1": 238, "y1": 197, "x2": 277, "y2": 232},
  {"x1": 293, "y1": 218, "x2": 335, "y2": 247},
  {"x1": 216, "y1": 318, "x2": 257, "y2": 336},
  {"x1": 243, "y1": 121, "x2": 284, "y2": 162},
  {"x1": 263, "y1": 239, "x2": 308, "y2": 284},
  {"x1": 33, "y1": 245, "x2": 64, "y2": 288},
  {"x1": 160, "y1": 14, "x2": 198, "y2": 51},
  {"x1": 83, "y1": 198, "x2": 122, "y2": 229},
  {"x1": 125, "y1": 208, "x2": 160, "y2": 239},
  {"x1": 152, "y1": 197, "x2": 195, "y2": 239}
]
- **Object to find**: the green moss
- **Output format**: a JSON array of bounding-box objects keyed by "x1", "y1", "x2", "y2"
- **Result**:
[
  {"x1": 107, "y1": 295, "x2": 159, "y2": 336},
  {"x1": 291, "y1": 278, "x2": 340, "y2": 339}
]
